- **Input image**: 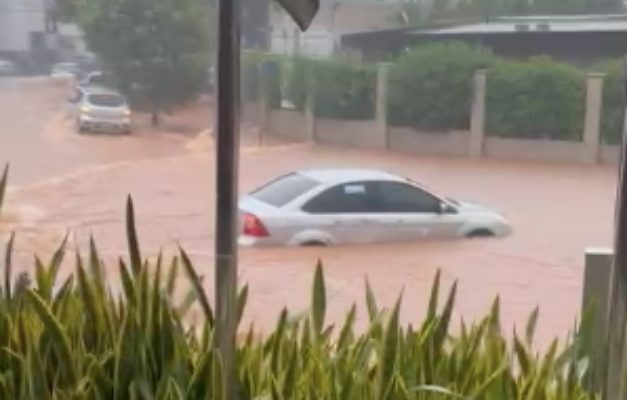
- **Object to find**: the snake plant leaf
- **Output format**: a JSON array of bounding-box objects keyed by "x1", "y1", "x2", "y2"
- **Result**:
[
  {"x1": 76, "y1": 252, "x2": 106, "y2": 341},
  {"x1": 427, "y1": 269, "x2": 442, "y2": 320},
  {"x1": 26, "y1": 342, "x2": 51, "y2": 400},
  {"x1": 179, "y1": 245, "x2": 214, "y2": 327},
  {"x1": 26, "y1": 289, "x2": 79, "y2": 389},
  {"x1": 525, "y1": 306, "x2": 540, "y2": 347},
  {"x1": 365, "y1": 277, "x2": 379, "y2": 321},
  {"x1": 413, "y1": 385, "x2": 475, "y2": 399},
  {"x1": 125, "y1": 196, "x2": 143, "y2": 276},
  {"x1": 311, "y1": 260, "x2": 326, "y2": 335},
  {"x1": 165, "y1": 259, "x2": 179, "y2": 305},
  {"x1": 379, "y1": 293, "x2": 402, "y2": 400},
  {"x1": 119, "y1": 259, "x2": 136, "y2": 306},
  {"x1": 0, "y1": 164, "x2": 7, "y2": 216},
  {"x1": 237, "y1": 283, "x2": 249, "y2": 327},
  {"x1": 4, "y1": 232, "x2": 15, "y2": 302},
  {"x1": 337, "y1": 303, "x2": 357, "y2": 349}
]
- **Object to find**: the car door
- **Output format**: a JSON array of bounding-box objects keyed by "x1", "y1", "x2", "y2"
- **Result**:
[
  {"x1": 372, "y1": 180, "x2": 465, "y2": 240},
  {"x1": 300, "y1": 181, "x2": 384, "y2": 244}
]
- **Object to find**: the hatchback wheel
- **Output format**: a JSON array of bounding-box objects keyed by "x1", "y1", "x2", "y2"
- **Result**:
[
  {"x1": 466, "y1": 229, "x2": 494, "y2": 238},
  {"x1": 300, "y1": 240, "x2": 328, "y2": 247}
]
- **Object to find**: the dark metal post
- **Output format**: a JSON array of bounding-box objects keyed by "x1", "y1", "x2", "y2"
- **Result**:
[
  {"x1": 604, "y1": 56, "x2": 627, "y2": 400},
  {"x1": 214, "y1": 0, "x2": 241, "y2": 396}
]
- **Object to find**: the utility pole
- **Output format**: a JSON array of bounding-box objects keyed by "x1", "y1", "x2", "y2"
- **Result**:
[
  {"x1": 212, "y1": 0, "x2": 318, "y2": 399},
  {"x1": 604, "y1": 56, "x2": 627, "y2": 400}
]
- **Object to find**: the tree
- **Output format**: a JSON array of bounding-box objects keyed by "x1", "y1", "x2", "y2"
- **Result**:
[{"x1": 73, "y1": 0, "x2": 213, "y2": 125}]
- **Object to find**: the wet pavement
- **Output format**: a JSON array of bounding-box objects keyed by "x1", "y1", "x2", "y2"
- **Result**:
[{"x1": 0, "y1": 78, "x2": 618, "y2": 346}]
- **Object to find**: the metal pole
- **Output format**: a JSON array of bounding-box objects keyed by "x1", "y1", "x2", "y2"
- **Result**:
[
  {"x1": 214, "y1": 0, "x2": 240, "y2": 396},
  {"x1": 604, "y1": 56, "x2": 627, "y2": 400}
]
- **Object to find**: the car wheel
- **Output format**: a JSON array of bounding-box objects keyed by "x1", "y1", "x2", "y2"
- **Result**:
[
  {"x1": 466, "y1": 229, "x2": 495, "y2": 238},
  {"x1": 75, "y1": 120, "x2": 86, "y2": 134},
  {"x1": 300, "y1": 240, "x2": 328, "y2": 247}
]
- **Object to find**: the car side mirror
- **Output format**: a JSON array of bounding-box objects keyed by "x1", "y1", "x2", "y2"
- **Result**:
[{"x1": 439, "y1": 202, "x2": 457, "y2": 214}]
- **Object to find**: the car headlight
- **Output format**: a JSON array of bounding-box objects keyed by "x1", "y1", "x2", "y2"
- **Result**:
[{"x1": 80, "y1": 106, "x2": 91, "y2": 114}]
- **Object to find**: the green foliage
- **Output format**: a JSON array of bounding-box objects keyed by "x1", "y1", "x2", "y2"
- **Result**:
[
  {"x1": 287, "y1": 57, "x2": 377, "y2": 119},
  {"x1": 0, "y1": 166, "x2": 600, "y2": 400},
  {"x1": 592, "y1": 60, "x2": 624, "y2": 145},
  {"x1": 242, "y1": 52, "x2": 284, "y2": 109},
  {"x1": 257, "y1": 43, "x2": 618, "y2": 143},
  {"x1": 387, "y1": 42, "x2": 495, "y2": 130},
  {"x1": 74, "y1": 0, "x2": 212, "y2": 113},
  {"x1": 486, "y1": 57, "x2": 587, "y2": 140}
]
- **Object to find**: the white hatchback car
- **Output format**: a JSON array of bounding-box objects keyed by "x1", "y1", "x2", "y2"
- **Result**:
[
  {"x1": 50, "y1": 62, "x2": 80, "y2": 80},
  {"x1": 238, "y1": 168, "x2": 511, "y2": 247}
]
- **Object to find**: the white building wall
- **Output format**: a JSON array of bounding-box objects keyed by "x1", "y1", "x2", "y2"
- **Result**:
[{"x1": 0, "y1": 0, "x2": 46, "y2": 51}]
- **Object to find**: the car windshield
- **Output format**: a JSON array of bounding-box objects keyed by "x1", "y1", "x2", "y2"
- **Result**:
[
  {"x1": 87, "y1": 93, "x2": 127, "y2": 107},
  {"x1": 250, "y1": 173, "x2": 320, "y2": 207}
]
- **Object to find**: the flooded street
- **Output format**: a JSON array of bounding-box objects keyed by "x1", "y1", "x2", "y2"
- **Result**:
[{"x1": 0, "y1": 78, "x2": 618, "y2": 345}]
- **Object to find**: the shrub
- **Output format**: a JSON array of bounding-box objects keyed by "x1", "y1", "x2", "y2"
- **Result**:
[
  {"x1": 286, "y1": 56, "x2": 377, "y2": 120},
  {"x1": 242, "y1": 51, "x2": 284, "y2": 109},
  {"x1": 486, "y1": 57, "x2": 587, "y2": 141},
  {"x1": 0, "y1": 166, "x2": 600, "y2": 400},
  {"x1": 592, "y1": 59, "x2": 624, "y2": 145},
  {"x1": 387, "y1": 42, "x2": 495, "y2": 130}
]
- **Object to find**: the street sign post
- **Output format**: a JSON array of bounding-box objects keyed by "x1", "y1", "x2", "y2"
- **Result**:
[
  {"x1": 212, "y1": 0, "x2": 319, "y2": 398},
  {"x1": 604, "y1": 57, "x2": 627, "y2": 400}
]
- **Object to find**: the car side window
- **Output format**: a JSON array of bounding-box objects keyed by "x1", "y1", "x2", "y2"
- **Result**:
[
  {"x1": 302, "y1": 182, "x2": 380, "y2": 214},
  {"x1": 374, "y1": 181, "x2": 441, "y2": 213}
]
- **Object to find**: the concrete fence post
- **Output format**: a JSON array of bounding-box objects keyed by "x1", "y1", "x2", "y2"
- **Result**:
[
  {"x1": 582, "y1": 73, "x2": 605, "y2": 163},
  {"x1": 468, "y1": 70, "x2": 487, "y2": 158},
  {"x1": 257, "y1": 63, "x2": 270, "y2": 147},
  {"x1": 582, "y1": 248, "x2": 613, "y2": 392},
  {"x1": 376, "y1": 63, "x2": 391, "y2": 150}
]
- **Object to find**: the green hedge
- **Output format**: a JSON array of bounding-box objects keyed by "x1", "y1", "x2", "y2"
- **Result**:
[
  {"x1": 242, "y1": 51, "x2": 283, "y2": 109},
  {"x1": 287, "y1": 57, "x2": 377, "y2": 119},
  {"x1": 242, "y1": 45, "x2": 624, "y2": 143},
  {"x1": 387, "y1": 42, "x2": 495, "y2": 130},
  {"x1": 485, "y1": 57, "x2": 587, "y2": 141},
  {"x1": 592, "y1": 59, "x2": 624, "y2": 145}
]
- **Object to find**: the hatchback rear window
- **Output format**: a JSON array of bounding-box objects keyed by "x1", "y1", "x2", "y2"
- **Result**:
[
  {"x1": 251, "y1": 173, "x2": 320, "y2": 207},
  {"x1": 87, "y1": 94, "x2": 126, "y2": 107}
]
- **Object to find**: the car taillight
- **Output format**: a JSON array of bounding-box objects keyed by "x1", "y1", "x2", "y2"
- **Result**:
[{"x1": 242, "y1": 213, "x2": 269, "y2": 237}]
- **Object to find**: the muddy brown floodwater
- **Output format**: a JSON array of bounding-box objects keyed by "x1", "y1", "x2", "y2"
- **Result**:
[{"x1": 0, "y1": 78, "x2": 618, "y2": 346}]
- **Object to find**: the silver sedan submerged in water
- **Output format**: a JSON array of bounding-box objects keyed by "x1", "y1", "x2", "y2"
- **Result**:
[{"x1": 238, "y1": 168, "x2": 512, "y2": 247}]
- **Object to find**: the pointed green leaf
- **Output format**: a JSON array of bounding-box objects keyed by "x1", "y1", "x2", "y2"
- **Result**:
[{"x1": 311, "y1": 260, "x2": 326, "y2": 335}]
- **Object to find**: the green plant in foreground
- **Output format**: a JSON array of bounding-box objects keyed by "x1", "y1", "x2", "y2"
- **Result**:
[{"x1": 0, "y1": 165, "x2": 599, "y2": 399}]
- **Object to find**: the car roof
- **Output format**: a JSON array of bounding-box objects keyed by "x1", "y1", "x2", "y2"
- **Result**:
[
  {"x1": 298, "y1": 168, "x2": 404, "y2": 184},
  {"x1": 80, "y1": 85, "x2": 123, "y2": 95}
]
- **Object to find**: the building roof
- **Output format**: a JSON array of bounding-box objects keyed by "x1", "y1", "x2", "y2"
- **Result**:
[
  {"x1": 342, "y1": 14, "x2": 627, "y2": 43},
  {"x1": 412, "y1": 14, "x2": 627, "y2": 35}
]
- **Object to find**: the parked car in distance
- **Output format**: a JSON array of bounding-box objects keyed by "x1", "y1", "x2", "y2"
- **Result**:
[
  {"x1": 238, "y1": 168, "x2": 512, "y2": 247},
  {"x1": 0, "y1": 60, "x2": 16, "y2": 76},
  {"x1": 67, "y1": 86, "x2": 132, "y2": 134},
  {"x1": 50, "y1": 62, "x2": 81, "y2": 80}
]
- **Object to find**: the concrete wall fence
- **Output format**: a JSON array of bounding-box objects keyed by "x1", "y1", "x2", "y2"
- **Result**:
[{"x1": 245, "y1": 65, "x2": 622, "y2": 164}]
